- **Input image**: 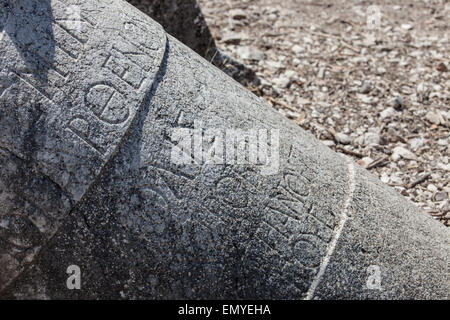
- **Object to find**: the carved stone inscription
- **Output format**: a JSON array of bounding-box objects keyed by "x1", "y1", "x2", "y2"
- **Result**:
[{"x1": 0, "y1": 0, "x2": 167, "y2": 291}]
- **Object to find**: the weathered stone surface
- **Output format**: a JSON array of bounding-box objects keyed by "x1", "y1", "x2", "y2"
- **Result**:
[
  {"x1": 0, "y1": 0, "x2": 448, "y2": 299},
  {"x1": 0, "y1": 0, "x2": 166, "y2": 293}
]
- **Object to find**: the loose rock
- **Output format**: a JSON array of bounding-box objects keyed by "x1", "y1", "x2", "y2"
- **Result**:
[
  {"x1": 334, "y1": 132, "x2": 351, "y2": 145},
  {"x1": 380, "y1": 107, "x2": 396, "y2": 120},
  {"x1": 237, "y1": 46, "x2": 265, "y2": 61},
  {"x1": 425, "y1": 111, "x2": 441, "y2": 125},
  {"x1": 229, "y1": 9, "x2": 247, "y2": 20},
  {"x1": 393, "y1": 146, "x2": 418, "y2": 160}
]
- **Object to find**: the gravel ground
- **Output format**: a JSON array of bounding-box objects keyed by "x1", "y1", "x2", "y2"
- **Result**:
[{"x1": 198, "y1": 0, "x2": 450, "y2": 226}]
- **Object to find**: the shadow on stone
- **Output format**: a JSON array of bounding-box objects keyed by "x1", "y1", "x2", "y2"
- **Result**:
[
  {"x1": 127, "y1": 0, "x2": 260, "y2": 87},
  {"x1": 1, "y1": 0, "x2": 55, "y2": 83}
]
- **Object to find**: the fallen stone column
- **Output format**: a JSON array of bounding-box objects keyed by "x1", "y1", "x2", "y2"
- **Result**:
[{"x1": 0, "y1": 0, "x2": 448, "y2": 299}]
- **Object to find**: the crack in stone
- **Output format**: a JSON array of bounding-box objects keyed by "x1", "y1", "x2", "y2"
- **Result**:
[{"x1": 304, "y1": 158, "x2": 356, "y2": 300}]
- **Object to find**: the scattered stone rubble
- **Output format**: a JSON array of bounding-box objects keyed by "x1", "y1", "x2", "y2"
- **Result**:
[{"x1": 199, "y1": 0, "x2": 450, "y2": 226}]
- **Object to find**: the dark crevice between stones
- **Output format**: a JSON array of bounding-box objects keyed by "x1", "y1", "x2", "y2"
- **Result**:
[{"x1": 126, "y1": 0, "x2": 260, "y2": 88}]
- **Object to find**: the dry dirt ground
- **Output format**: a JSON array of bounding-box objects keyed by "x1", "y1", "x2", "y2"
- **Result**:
[{"x1": 197, "y1": 0, "x2": 450, "y2": 226}]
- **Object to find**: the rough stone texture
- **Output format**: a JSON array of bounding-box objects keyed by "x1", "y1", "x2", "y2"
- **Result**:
[
  {"x1": 0, "y1": 0, "x2": 166, "y2": 293},
  {"x1": 0, "y1": 0, "x2": 448, "y2": 299},
  {"x1": 126, "y1": 0, "x2": 259, "y2": 86},
  {"x1": 199, "y1": 0, "x2": 450, "y2": 226}
]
